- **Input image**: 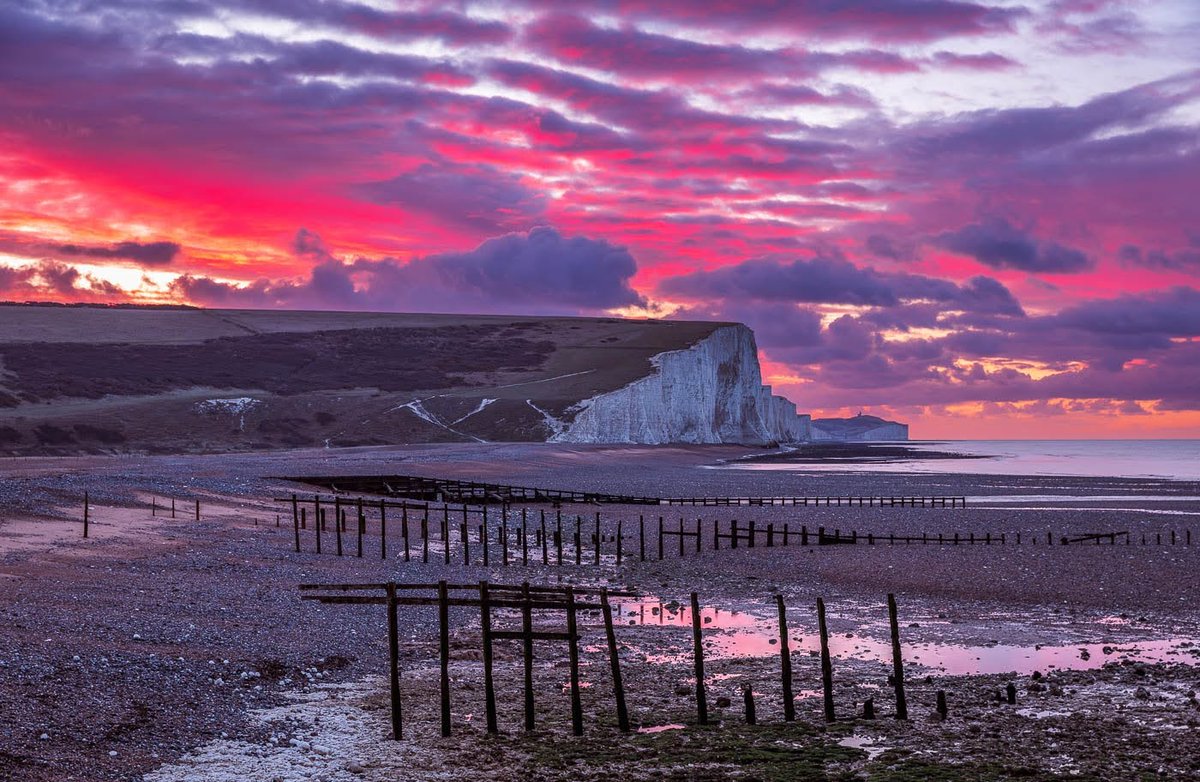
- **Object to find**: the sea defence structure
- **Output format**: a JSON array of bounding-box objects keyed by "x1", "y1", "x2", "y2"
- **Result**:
[
  {"x1": 810, "y1": 414, "x2": 909, "y2": 441},
  {"x1": 0, "y1": 305, "x2": 815, "y2": 453}
]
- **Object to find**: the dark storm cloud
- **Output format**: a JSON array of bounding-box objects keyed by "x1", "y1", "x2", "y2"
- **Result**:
[
  {"x1": 56, "y1": 240, "x2": 181, "y2": 266},
  {"x1": 933, "y1": 218, "x2": 1093, "y2": 273},
  {"x1": 171, "y1": 227, "x2": 643, "y2": 314}
]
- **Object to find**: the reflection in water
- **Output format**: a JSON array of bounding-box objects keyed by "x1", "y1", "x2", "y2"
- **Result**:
[
  {"x1": 636, "y1": 723, "x2": 686, "y2": 734},
  {"x1": 614, "y1": 600, "x2": 1200, "y2": 675}
]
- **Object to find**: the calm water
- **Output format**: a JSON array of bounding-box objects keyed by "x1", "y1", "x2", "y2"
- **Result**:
[{"x1": 735, "y1": 440, "x2": 1200, "y2": 482}]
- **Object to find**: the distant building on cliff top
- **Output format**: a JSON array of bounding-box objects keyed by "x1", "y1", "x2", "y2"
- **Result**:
[{"x1": 809, "y1": 413, "x2": 909, "y2": 441}]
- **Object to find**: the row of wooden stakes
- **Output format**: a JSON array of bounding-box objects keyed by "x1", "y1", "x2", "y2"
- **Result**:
[{"x1": 300, "y1": 581, "x2": 941, "y2": 740}]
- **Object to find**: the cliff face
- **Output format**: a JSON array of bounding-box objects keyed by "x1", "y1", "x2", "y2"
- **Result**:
[
  {"x1": 551, "y1": 324, "x2": 810, "y2": 445},
  {"x1": 810, "y1": 415, "x2": 909, "y2": 441}
]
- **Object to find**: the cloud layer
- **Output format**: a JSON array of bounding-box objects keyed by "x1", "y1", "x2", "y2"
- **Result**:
[{"x1": 1, "y1": 0, "x2": 1198, "y2": 435}]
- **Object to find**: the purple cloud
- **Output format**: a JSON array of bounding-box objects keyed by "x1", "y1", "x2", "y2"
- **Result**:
[
  {"x1": 56, "y1": 240, "x2": 181, "y2": 266},
  {"x1": 934, "y1": 218, "x2": 1093, "y2": 273}
]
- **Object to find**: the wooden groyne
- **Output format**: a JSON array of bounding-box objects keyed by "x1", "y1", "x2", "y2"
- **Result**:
[
  {"x1": 270, "y1": 494, "x2": 1188, "y2": 564},
  {"x1": 300, "y1": 584, "x2": 933, "y2": 739},
  {"x1": 278, "y1": 474, "x2": 967, "y2": 508}
]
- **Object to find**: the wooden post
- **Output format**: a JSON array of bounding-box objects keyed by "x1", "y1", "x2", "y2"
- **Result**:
[
  {"x1": 678, "y1": 518, "x2": 685, "y2": 557},
  {"x1": 461, "y1": 520, "x2": 470, "y2": 565},
  {"x1": 743, "y1": 684, "x2": 756, "y2": 725},
  {"x1": 402, "y1": 506, "x2": 410, "y2": 562},
  {"x1": 862, "y1": 697, "x2": 875, "y2": 719},
  {"x1": 522, "y1": 508, "x2": 529, "y2": 566},
  {"x1": 594, "y1": 513, "x2": 601, "y2": 566},
  {"x1": 936, "y1": 690, "x2": 948, "y2": 720},
  {"x1": 522, "y1": 582, "x2": 535, "y2": 731},
  {"x1": 714, "y1": 519, "x2": 721, "y2": 551},
  {"x1": 334, "y1": 507, "x2": 343, "y2": 556},
  {"x1": 691, "y1": 591, "x2": 708, "y2": 725},
  {"x1": 888, "y1": 593, "x2": 908, "y2": 720},
  {"x1": 1006, "y1": 682, "x2": 1017, "y2": 705},
  {"x1": 380, "y1": 500, "x2": 387, "y2": 560},
  {"x1": 639, "y1": 515, "x2": 645, "y2": 562},
  {"x1": 501, "y1": 513, "x2": 509, "y2": 567},
  {"x1": 776, "y1": 594, "x2": 795, "y2": 721},
  {"x1": 658, "y1": 516, "x2": 664, "y2": 560},
  {"x1": 731, "y1": 519, "x2": 739, "y2": 550},
  {"x1": 316, "y1": 508, "x2": 324, "y2": 554},
  {"x1": 556, "y1": 513, "x2": 563, "y2": 565},
  {"x1": 438, "y1": 580, "x2": 451, "y2": 737},
  {"x1": 802, "y1": 525, "x2": 808, "y2": 546},
  {"x1": 479, "y1": 581, "x2": 498, "y2": 734},
  {"x1": 574, "y1": 516, "x2": 582, "y2": 565},
  {"x1": 541, "y1": 510, "x2": 548, "y2": 565},
  {"x1": 152, "y1": 496, "x2": 156, "y2": 517},
  {"x1": 482, "y1": 505, "x2": 489, "y2": 567},
  {"x1": 616, "y1": 520, "x2": 623, "y2": 565},
  {"x1": 83, "y1": 491, "x2": 89, "y2": 538},
  {"x1": 695, "y1": 518, "x2": 701, "y2": 554},
  {"x1": 601, "y1": 588, "x2": 630, "y2": 732},
  {"x1": 356, "y1": 501, "x2": 364, "y2": 558},
  {"x1": 566, "y1": 586, "x2": 584, "y2": 736},
  {"x1": 194, "y1": 499, "x2": 200, "y2": 521},
  {"x1": 422, "y1": 516, "x2": 429, "y2": 564},
  {"x1": 444, "y1": 506, "x2": 451, "y2": 565},
  {"x1": 387, "y1": 581, "x2": 403, "y2": 740},
  {"x1": 817, "y1": 597, "x2": 835, "y2": 722},
  {"x1": 292, "y1": 502, "x2": 301, "y2": 552}
]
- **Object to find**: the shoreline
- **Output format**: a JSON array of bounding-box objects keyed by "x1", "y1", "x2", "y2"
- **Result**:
[{"x1": 4, "y1": 444, "x2": 1200, "y2": 780}]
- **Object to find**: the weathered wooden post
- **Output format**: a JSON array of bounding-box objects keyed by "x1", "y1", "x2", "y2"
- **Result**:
[
  {"x1": 888, "y1": 593, "x2": 908, "y2": 720},
  {"x1": 379, "y1": 500, "x2": 387, "y2": 560},
  {"x1": 556, "y1": 513, "x2": 563, "y2": 565},
  {"x1": 776, "y1": 594, "x2": 795, "y2": 721},
  {"x1": 194, "y1": 499, "x2": 200, "y2": 522},
  {"x1": 616, "y1": 520, "x2": 623, "y2": 564},
  {"x1": 1006, "y1": 682, "x2": 1017, "y2": 704},
  {"x1": 522, "y1": 508, "x2": 529, "y2": 566},
  {"x1": 522, "y1": 582, "x2": 535, "y2": 731},
  {"x1": 402, "y1": 506, "x2": 410, "y2": 562},
  {"x1": 479, "y1": 581, "x2": 498, "y2": 734},
  {"x1": 936, "y1": 690, "x2": 948, "y2": 720},
  {"x1": 461, "y1": 519, "x2": 470, "y2": 565},
  {"x1": 639, "y1": 515, "x2": 646, "y2": 562},
  {"x1": 387, "y1": 581, "x2": 403, "y2": 740},
  {"x1": 566, "y1": 586, "x2": 584, "y2": 736},
  {"x1": 802, "y1": 524, "x2": 808, "y2": 546},
  {"x1": 743, "y1": 684, "x2": 757, "y2": 725},
  {"x1": 594, "y1": 512, "x2": 601, "y2": 566},
  {"x1": 574, "y1": 515, "x2": 582, "y2": 565},
  {"x1": 540, "y1": 509, "x2": 548, "y2": 565},
  {"x1": 356, "y1": 500, "x2": 364, "y2": 558},
  {"x1": 83, "y1": 491, "x2": 89, "y2": 538},
  {"x1": 731, "y1": 519, "x2": 739, "y2": 549},
  {"x1": 862, "y1": 697, "x2": 875, "y2": 719},
  {"x1": 292, "y1": 504, "x2": 301, "y2": 552},
  {"x1": 658, "y1": 516, "x2": 665, "y2": 560},
  {"x1": 817, "y1": 597, "x2": 835, "y2": 722},
  {"x1": 335, "y1": 507, "x2": 344, "y2": 556},
  {"x1": 438, "y1": 580, "x2": 451, "y2": 737},
  {"x1": 691, "y1": 591, "x2": 709, "y2": 725},
  {"x1": 713, "y1": 519, "x2": 721, "y2": 550},
  {"x1": 601, "y1": 588, "x2": 630, "y2": 732},
  {"x1": 501, "y1": 513, "x2": 509, "y2": 567}
]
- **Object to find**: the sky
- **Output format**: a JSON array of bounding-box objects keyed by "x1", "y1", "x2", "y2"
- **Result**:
[{"x1": 2, "y1": 1, "x2": 1199, "y2": 438}]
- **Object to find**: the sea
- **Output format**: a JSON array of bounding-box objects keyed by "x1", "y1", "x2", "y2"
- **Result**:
[{"x1": 733, "y1": 440, "x2": 1200, "y2": 482}]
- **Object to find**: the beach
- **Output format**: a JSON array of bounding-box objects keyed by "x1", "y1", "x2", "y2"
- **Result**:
[{"x1": 3, "y1": 442, "x2": 1200, "y2": 780}]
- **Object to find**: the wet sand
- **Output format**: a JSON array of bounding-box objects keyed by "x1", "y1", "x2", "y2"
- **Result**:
[{"x1": 3, "y1": 443, "x2": 1200, "y2": 780}]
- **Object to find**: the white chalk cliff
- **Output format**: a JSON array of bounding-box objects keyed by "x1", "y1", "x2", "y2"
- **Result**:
[{"x1": 551, "y1": 324, "x2": 811, "y2": 445}]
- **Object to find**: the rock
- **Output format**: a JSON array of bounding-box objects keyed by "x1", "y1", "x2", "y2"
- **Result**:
[
  {"x1": 1135, "y1": 686, "x2": 1151, "y2": 700},
  {"x1": 715, "y1": 696, "x2": 732, "y2": 708},
  {"x1": 674, "y1": 685, "x2": 691, "y2": 696},
  {"x1": 39, "y1": 733, "x2": 49, "y2": 740},
  {"x1": 346, "y1": 763, "x2": 366, "y2": 774}
]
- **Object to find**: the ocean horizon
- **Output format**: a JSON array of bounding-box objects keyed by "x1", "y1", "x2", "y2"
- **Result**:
[{"x1": 739, "y1": 439, "x2": 1200, "y2": 482}]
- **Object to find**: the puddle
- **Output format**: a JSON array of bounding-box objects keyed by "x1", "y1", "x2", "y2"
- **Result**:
[
  {"x1": 637, "y1": 723, "x2": 685, "y2": 734},
  {"x1": 614, "y1": 600, "x2": 1200, "y2": 675},
  {"x1": 838, "y1": 734, "x2": 889, "y2": 761}
]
